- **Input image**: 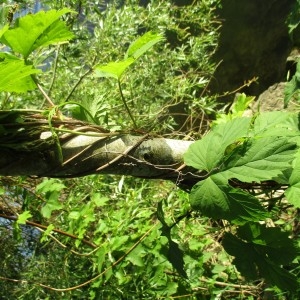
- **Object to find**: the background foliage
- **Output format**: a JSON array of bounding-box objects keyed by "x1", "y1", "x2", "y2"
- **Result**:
[{"x1": 0, "y1": 0, "x2": 299, "y2": 299}]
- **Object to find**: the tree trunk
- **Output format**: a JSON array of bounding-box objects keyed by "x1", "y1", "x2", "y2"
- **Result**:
[{"x1": 0, "y1": 110, "x2": 199, "y2": 188}]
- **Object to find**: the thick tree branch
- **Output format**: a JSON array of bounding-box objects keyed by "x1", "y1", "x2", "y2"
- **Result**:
[{"x1": 0, "y1": 110, "x2": 201, "y2": 188}]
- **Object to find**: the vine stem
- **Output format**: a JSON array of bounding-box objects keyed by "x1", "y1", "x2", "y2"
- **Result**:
[
  {"x1": 118, "y1": 79, "x2": 137, "y2": 129},
  {"x1": 0, "y1": 214, "x2": 97, "y2": 249}
]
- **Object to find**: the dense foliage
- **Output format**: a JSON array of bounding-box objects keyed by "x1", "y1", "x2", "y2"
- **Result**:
[{"x1": 0, "y1": 1, "x2": 299, "y2": 299}]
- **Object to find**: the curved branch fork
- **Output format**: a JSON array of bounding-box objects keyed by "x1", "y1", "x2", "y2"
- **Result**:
[{"x1": 0, "y1": 111, "x2": 198, "y2": 183}]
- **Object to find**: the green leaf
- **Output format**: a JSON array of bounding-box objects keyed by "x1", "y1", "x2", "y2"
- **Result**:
[
  {"x1": 0, "y1": 60, "x2": 41, "y2": 92},
  {"x1": 223, "y1": 224, "x2": 299, "y2": 292},
  {"x1": 253, "y1": 111, "x2": 300, "y2": 137},
  {"x1": 94, "y1": 31, "x2": 163, "y2": 81},
  {"x1": 0, "y1": 24, "x2": 8, "y2": 39},
  {"x1": 92, "y1": 194, "x2": 109, "y2": 207},
  {"x1": 213, "y1": 93, "x2": 255, "y2": 125},
  {"x1": 157, "y1": 200, "x2": 169, "y2": 228},
  {"x1": 94, "y1": 57, "x2": 135, "y2": 80},
  {"x1": 126, "y1": 244, "x2": 145, "y2": 267},
  {"x1": 126, "y1": 31, "x2": 164, "y2": 60},
  {"x1": 110, "y1": 235, "x2": 129, "y2": 251},
  {"x1": 285, "y1": 153, "x2": 300, "y2": 208},
  {"x1": 190, "y1": 175, "x2": 268, "y2": 223},
  {"x1": 41, "y1": 191, "x2": 63, "y2": 219},
  {"x1": 184, "y1": 117, "x2": 252, "y2": 171},
  {"x1": 237, "y1": 223, "x2": 298, "y2": 265},
  {"x1": 40, "y1": 224, "x2": 55, "y2": 242},
  {"x1": 17, "y1": 211, "x2": 32, "y2": 224},
  {"x1": 36, "y1": 178, "x2": 66, "y2": 193},
  {"x1": 231, "y1": 93, "x2": 255, "y2": 115},
  {"x1": 219, "y1": 137, "x2": 296, "y2": 182},
  {"x1": 37, "y1": 179, "x2": 65, "y2": 219},
  {"x1": 166, "y1": 239, "x2": 187, "y2": 278},
  {"x1": 0, "y1": 9, "x2": 75, "y2": 58}
]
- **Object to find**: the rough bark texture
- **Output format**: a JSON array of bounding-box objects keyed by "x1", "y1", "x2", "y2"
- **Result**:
[
  {"x1": 210, "y1": 0, "x2": 295, "y2": 99},
  {"x1": 0, "y1": 111, "x2": 199, "y2": 188}
]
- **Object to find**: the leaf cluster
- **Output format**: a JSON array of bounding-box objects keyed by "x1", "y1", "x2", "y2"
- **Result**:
[{"x1": 184, "y1": 111, "x2": 300, "y2": 291}]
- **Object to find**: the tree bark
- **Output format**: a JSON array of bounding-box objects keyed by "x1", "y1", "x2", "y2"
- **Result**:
[{"x1": 0, "y1": 110, "x2": 200, "y2": 188}]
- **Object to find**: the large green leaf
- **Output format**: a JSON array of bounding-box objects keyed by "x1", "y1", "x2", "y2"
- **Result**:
[
  {"x1": 253, "y1": 111, "x2": 300, "y2": 137},
  {"x1": 125, "y1": 31, "x2": 164, "y2": 60},
  {"x1": 0, "y1": 9, "x2": 74, "y2": 58},
  {"x1": 184, "y1": 117, "x2": 251, "y2": 171},
  {"x1": 285, "y1": 153, "x2": 300, "y2": 208},
  {"x1": 236, "y1": 223, "x2": 298, "y2": 265},
  {"x1": 0, "y1": 24, "x2": 8, "y2": 39},
  {"x1": 219, "y1": 137, "x2": 296, "y2": 182},
  {"x1": 0, "y1": 59, "x2": 40, "y2": 92},
  {"x1": 223, "y1": 224, "x2": 299, "y2": 292},
  {"x1": 190, "y1": 175, "x2": 268, "y2": 223}
]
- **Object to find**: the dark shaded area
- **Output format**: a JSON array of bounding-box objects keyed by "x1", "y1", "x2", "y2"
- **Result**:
[{"x1": 209, "y1": 0, "x2": 295, "y2": 100}]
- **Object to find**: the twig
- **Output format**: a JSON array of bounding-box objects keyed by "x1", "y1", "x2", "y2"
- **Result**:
[
  {"x1": 64, "y1": 55, "x2": 97, "y2": 102},
  {"x1": 0, "y1": 213, "x2": 97, "y2": 249},
  {"x1": 47, "y1": 45, "x2": 61, "y2": 97},
  {"x1": 118, "y1": 79, "x2": 137, "y2": 129},
  {"x1": 95, "y1": 133, "x2": 149, "y2": 172},
  {"x1": 37, "y1": 83, "x2": 55, "y2": 107}
]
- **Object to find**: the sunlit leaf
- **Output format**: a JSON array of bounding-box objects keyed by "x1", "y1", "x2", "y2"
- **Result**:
[
  {"x1": 94, "y1": 57, "x2": 135, "y2": 80},
  {"x1": 213, "y1": 93, "x2": 255, "y2": 125},
  {"x1": 41, "y1": 191, "x2": 63, "y2": 219},
  {"x1": 0, "y1": 9, "x2": 75, "y2": 58},
  {"x1": 253, "y1": 111, "x2": 300, "y2": 137},
  {"x1": 0, "y1": 60, "x2": 40, "y2": 92},
  {"x1": 40, "y1": 224, "x2": 55, "y2": 242},
  {"x1": 219, "y1": 137, "x2": 296, "y2": 182},
  {"x1": 126, "y1": 31, "x2": 164, "y2": 60},
  {"x1": 184, "y1": 117, "x2": 251, "y2": 171},
  {"x1": 285, "y1": 153, "x2": 300, "y2": 208},
  {"x1": 0, "y1": 24, "x2": 8, "y2": 38},
  {"x1": 17, "y1": 211, "x2": 32, "y2": 224}
]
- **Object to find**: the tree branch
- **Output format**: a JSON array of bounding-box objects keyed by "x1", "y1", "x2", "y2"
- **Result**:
[{"x1": 0, "y1": 110, "x2": 201, "y2": 188}]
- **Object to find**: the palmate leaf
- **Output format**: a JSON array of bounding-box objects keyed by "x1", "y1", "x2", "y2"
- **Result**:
[
  {"x1": 219, "y1": 137, "x2": 297, "y2": 182},
  {"x1": 17, "y1": 211, "x2": 32, "y2": 224},
  {"x1": 223, "y1": 224, "x2": 299, "y2": 292},
  {"x1": 285, "y1": 153, "x2": 300, "y2": 208},
  {"x1": 184, "y1": 117, "x2": 251, "y2": 171},
  {"x1": 190, "y1": 175, "x2": 268, "y2": 224},
  {"x1": 0, "y1": 59, "x2": 40, "y2": 92},
  {"x1": 253, "y1": 111, "x2": 300, "y2": 138},
  {"x1": 0, "y1": 8, "x2": 75, "y2": 58}
]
